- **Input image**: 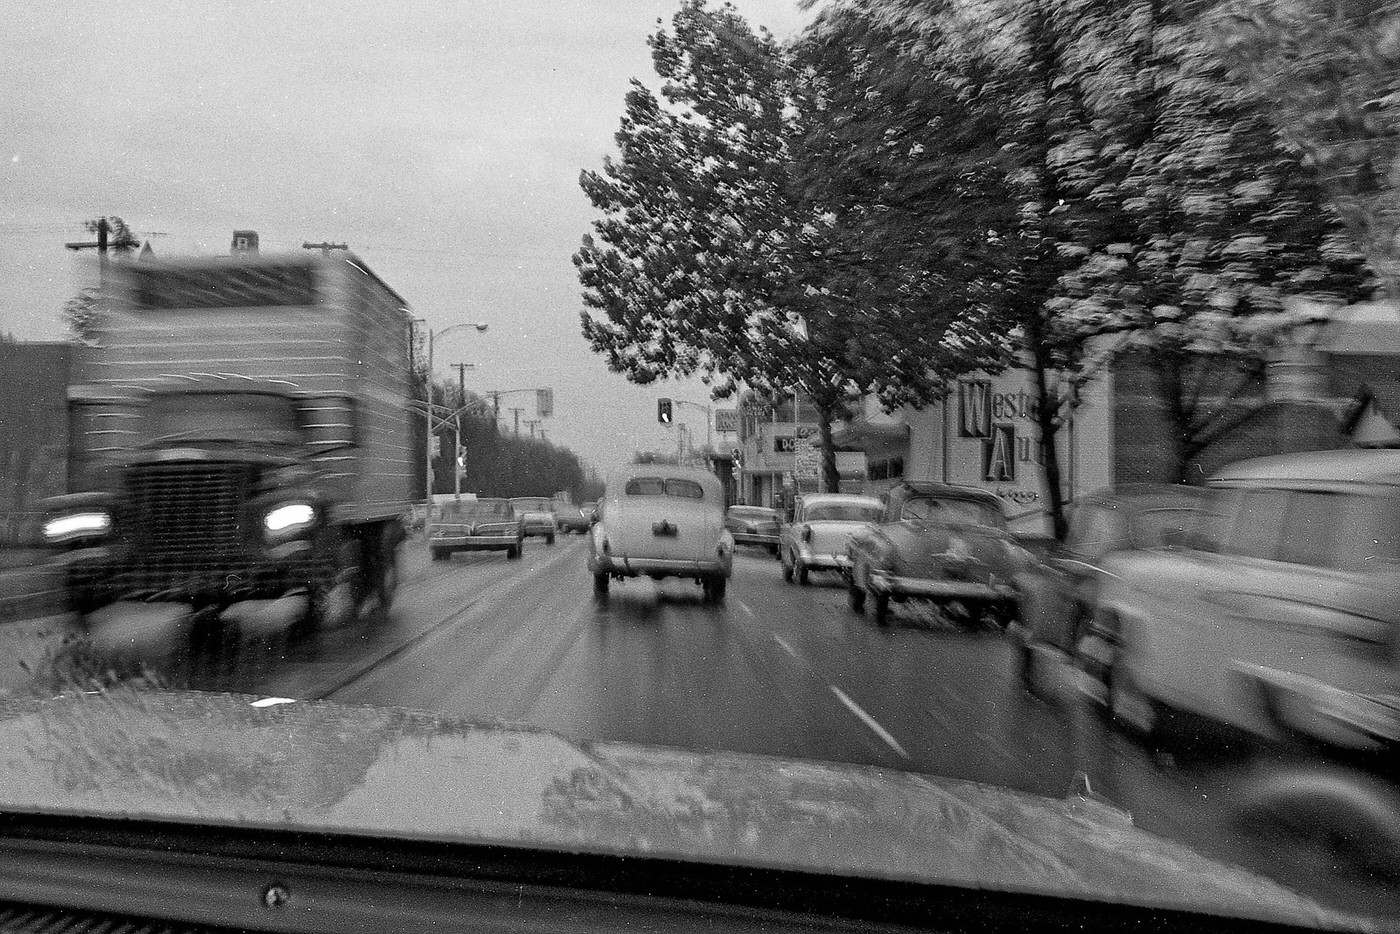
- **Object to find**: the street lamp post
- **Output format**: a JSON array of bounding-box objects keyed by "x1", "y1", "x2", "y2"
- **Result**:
[{"x1": 419, "y1": 320, "x2": 488, "y2": 546}]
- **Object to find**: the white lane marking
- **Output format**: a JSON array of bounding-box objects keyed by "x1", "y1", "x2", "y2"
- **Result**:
[
  {"x1": 772, "y1": 634, "x2": 799, "y2": 659},
  {"x1": 829, "y1": 686, "x2": 911, "y2": 760},
  {"x1": 735, "y1": 599, "x2": 756, "y2": 618}
]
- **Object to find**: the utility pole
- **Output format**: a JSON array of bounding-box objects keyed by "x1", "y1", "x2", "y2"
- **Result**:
[
  {"x1": 449, "y1": 363, "x2": 474, "y2": 405},
  {"x1": 509, "y1": 407, "x2": 524, "y2": 437},
  {"x1": 524, "y1": 419, "x2": 541, "y2": 439},
  {"x1": 302, "y1": 241, "x2": 348, "y2": 257}
]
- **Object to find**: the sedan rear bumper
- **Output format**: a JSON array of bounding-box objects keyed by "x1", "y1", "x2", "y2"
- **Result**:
[
  {"x1": 796, "y1": 551, "x2": 850, "y2": 572},
  {"x1": 869, "y1": 572, "x2": 1016, "y2": 602},
  {"x1": 592, "y1": 554, "x2": 731, "y2": 579},
  {"x1": 433, "y1": 534, "x2": 519, "y2": 551},
  {"x1": 732, "y1": 532, "x2": 780, "y2": 547}
]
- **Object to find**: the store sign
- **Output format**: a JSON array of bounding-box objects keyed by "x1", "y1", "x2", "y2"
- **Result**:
[
  {"x1": 713, "y1": 408, "x2": 740, "y2": 432},
  {"x1": 951, "y1": 377, "x2": 1045, "y2": 507}
]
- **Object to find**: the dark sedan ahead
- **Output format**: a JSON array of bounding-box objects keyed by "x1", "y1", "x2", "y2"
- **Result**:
[
  {"x1": 844, "y1": 481, "x2": 1027, "y2": 628},
  {"x1": 553, "y1": 502, "x2": 592, "y2": 534},
  {"x1": 724, "y1": 505, "x2": 781, "y2": 555}
]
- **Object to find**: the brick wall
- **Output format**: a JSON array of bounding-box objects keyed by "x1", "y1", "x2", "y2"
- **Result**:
[
  {"x1": 1111, "y1": 352, "x2": 1343, "y2": 485},
  {"x1": 0, "y1": 343, "x2": 71, "y2": 545}
]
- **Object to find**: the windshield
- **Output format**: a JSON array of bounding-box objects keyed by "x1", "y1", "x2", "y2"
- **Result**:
[
  {"x1": 4, "y1": 1, "x2": 1397, "y2": 928},
  {"x1": 147, "y1": 393, "x2": 302, "y2": 445},
  {"x1": 441, "y1": 501, "x2": 512, "y2": 521},
  {"x1": 804, "y1": 502, "x2": 881, "y2": 522}
]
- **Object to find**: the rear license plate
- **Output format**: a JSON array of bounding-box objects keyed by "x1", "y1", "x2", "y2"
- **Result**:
[{"x1": 652, "y1": 520, "x2": 678, "y2": 537}]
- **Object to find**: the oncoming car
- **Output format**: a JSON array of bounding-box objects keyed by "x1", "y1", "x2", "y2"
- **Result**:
[
  {"x1": 509, "y1": 497, "x2": 558, "y2": 544},
  {"x1": 589, "y1": 466, "x2": 734, "y2": 603},
  {"x1": 430, "y1": 498, "x2": 524, "y2": 561}
]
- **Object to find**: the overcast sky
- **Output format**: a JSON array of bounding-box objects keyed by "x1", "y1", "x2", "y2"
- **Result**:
[{"x1": 0, "y1": 0, "x2": 814, "y2": 474}]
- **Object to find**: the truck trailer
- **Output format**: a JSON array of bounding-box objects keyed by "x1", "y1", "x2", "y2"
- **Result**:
[{"x1": 43, "y1": 252, "x2": 416, "y2": 638}]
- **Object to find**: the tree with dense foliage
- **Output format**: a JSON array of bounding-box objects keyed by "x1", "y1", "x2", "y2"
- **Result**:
[
  {"x1": 842, "y1": 0, "x2": 1370, "y2": 496},
  {"x1": 576, "y1": 0, "x2": 991, "y2": 492},
  {"x1": 1213, "y1": 0, "x2": 1400, "y2": 300}
]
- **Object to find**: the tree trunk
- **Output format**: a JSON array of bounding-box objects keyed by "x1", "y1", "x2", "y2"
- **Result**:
[
  {"x1": 818, "y1": 406, "x2": 839, "y2": 494},
  {"x1": 1023, "y1": 317, "x2": 1070, "y2": 541},
  {"x1": 1154, "y1": 348, "x2": 1192, "y2": 484}
]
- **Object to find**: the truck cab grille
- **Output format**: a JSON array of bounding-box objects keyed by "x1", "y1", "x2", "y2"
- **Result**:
[{"x1": 120, "y1": 462, "x2": 256, "y2": 559}]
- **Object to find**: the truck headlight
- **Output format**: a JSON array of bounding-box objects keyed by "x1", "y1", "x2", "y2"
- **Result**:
[
  {"x1": 264, "y1": 503, "x2": 316, "y2": 534},
  {"x1": 43, "y1": 512, "x2": 110, "y2": 542}
]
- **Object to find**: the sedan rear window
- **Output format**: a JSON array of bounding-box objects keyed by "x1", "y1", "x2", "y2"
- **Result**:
[
  {"x1": 805, "y1": 503, "x2": 880, "y2": 522},
  {"x1": 901, "y1": 496, "x2": 1002, "y2": 526},
  {"x1": 624, "y1": 477, "x2": 705, "y2": 499}
]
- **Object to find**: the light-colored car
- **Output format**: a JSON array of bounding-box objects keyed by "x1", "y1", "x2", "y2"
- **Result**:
[
  {"x1": 1011, "y1": 485, "x2": 1204, "y2": 696},
  {"x1": 779, "y1": 493, "x2": 882, "y2": 585},
  {"x1": 430, "y1": 498, "x2": 524, "y2": 561},
  {"x1": 509, "y1": 497, "x2": 558, "y2": 544},
  {"x1": 724, "y1": 505, "x2": 781, "y2": 554},
  {"x1": 589, "y1": 466, "x2": 734, "y2": 603},
  {"x1": 1084, "y1": 449, "x2": 1400, "y2": 751}
]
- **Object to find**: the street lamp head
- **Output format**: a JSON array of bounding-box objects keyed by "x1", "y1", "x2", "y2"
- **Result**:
[{"x1": 473, "y1": 322, "x2": 489, "y2": 332}]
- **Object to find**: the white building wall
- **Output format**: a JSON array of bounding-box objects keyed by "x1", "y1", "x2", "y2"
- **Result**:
[{"x1": 903, "y1": 368, "x2": 1114, "y2": 533}]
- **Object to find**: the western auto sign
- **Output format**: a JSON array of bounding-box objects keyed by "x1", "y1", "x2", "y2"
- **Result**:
[{"x1": 952, "y1": 377, "x2": 1044, "y2": 505}]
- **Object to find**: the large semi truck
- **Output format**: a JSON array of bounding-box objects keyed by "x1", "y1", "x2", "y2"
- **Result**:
[{"x1": 43, "y1": 252, "x2": 416, "y2": 637}]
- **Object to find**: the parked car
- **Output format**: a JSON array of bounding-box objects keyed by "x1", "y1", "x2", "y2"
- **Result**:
[
  {"x1": 580, "y1": 501, "x2": 597, "y2": 525},
  {"x1": 1011, "y1": 484, "x2": 1204, "y2": 696},
  {"x1": 430, "y1": 497, "x2": 524, "y2": 561},
  {"x1": 724, "y1": 505, "x2": 781, "y2": 555},
  {"x1": 554, "y1": 501, "x2": 592, "y2": 535},
  {"x1": 1084, "y1": 449, "x2": 1400, "y2": 750},
  {"x1": 510, "y1": 497, "x2": 558, "y2": 544},
  {"x1": 589, "y1": 466, "x2": 734, "y2": 603},
  {"x1": 843, "y1": 481, "x2": 1026, "y2": 627},
  {"x1": 779, "y1": 493, "x2": 882, "y2": 585}
]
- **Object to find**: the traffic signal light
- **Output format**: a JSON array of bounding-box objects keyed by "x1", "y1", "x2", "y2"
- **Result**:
[{"x1": 657, "y1": 398, "x2": 673, "y2": 424}]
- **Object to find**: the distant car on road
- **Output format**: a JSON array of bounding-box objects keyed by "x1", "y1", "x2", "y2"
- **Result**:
[
  {"x1": 589, "y1": 466, "x2": 734, "y2": 603},
  {"x1": 779, "y1": 493, "x2": 882, "y2": 585},
  {"x1": 554, "y1": 501, "x2": 592, "y2": 535},
  {"x1": 844, "y1": 481, "x2": 1026, "y2": 628},
  {"x1": 1085, "y1": 450, "x2": 1400, "y2": 750},
  {"x1": 1010, "y1": 485, "x2": 1204, "y2": 697},
  {"x1": 430, "y1": 498, "x2": 524, "y2": 561},
  {"x1": 724, "y1": 505, "x2": 781, "y2": 555},
  {"x1": 510, "y1": 497, "x2": 558, "y2": 544}
]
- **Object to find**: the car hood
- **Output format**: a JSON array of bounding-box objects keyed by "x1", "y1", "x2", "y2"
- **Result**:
[{"x1": 0, "y1": 689, "x2": 1368, "y2": 930}]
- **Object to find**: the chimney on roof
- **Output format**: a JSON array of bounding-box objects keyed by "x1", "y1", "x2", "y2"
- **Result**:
[{"x1": 231, "y1": 230, "x2": 259, "y2": 256}]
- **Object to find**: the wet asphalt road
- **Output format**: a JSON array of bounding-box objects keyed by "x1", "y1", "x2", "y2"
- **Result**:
[{"x1": 61, "y1": 534, "x2": 1400, "y2": 920}]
